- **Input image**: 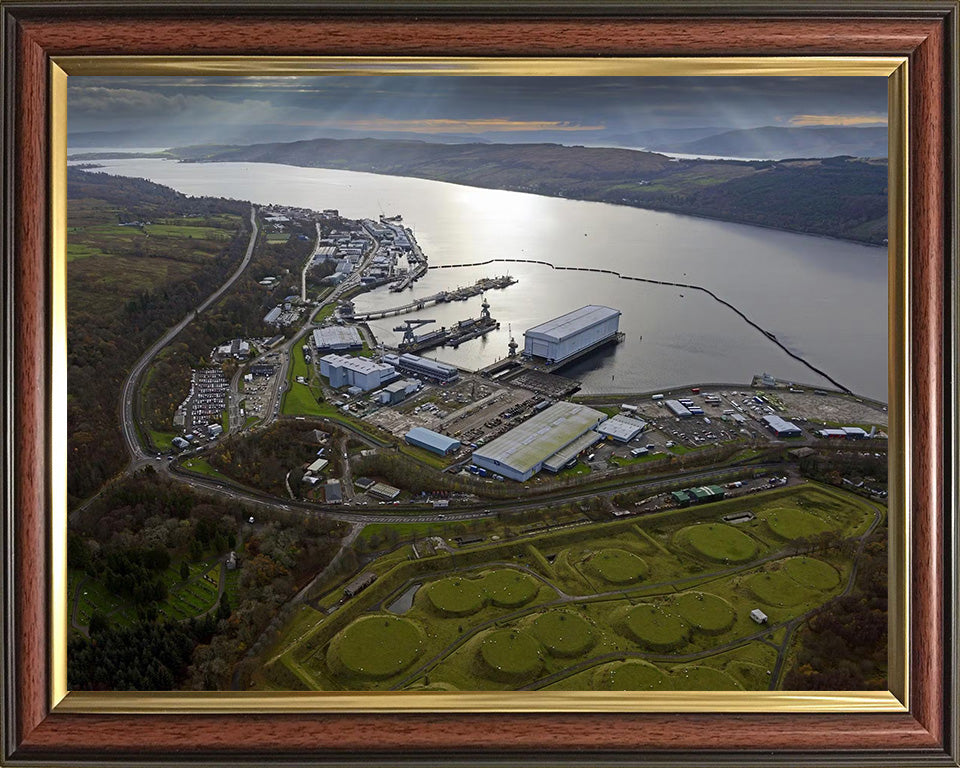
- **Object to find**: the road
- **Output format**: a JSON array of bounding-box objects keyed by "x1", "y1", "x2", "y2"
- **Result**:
[{"x1": 118, "y1": 206, "x2": 259, "y2": 468}]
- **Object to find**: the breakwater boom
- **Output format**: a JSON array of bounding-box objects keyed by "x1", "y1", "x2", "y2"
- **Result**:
[{"x1": 433, "y1": 259, "x2": 851, "y2": 393}]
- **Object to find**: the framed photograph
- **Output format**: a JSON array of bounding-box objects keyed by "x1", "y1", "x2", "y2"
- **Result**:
[{"x1": 2, "y1": 2, "x2": 957, "y2": 766}]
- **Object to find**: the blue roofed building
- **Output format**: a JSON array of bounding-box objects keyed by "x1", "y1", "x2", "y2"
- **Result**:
[{"x1": 405, "y1": 427, "x2": 461, "y2": 456}]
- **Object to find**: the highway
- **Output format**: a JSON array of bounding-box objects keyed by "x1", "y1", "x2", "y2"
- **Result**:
[{"x1": 118, "y1": 206, "x2": 259, "y2": 468}]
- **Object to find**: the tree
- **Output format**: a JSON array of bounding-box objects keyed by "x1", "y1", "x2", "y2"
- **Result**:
[
  {"x1": 88, "y1": 611, "x2": 109, "y2": 636},
  {"x1": 217, "y1": 592, "x2": 231, "y2": 621},
  {"x1": 180, "y1": 561, "x2": 190, "y2": 581}
]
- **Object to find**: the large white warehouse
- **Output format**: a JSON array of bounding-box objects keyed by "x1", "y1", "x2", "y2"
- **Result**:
[
  {"x1": 471, "y1": 401, "x2": 607, "y2": 482},
  {"x1": 523, "y1": 305, "x2": 621, "y2": 364},
  {"x1": 319, "y1": 354, "x2": 395, "y2": 391}
]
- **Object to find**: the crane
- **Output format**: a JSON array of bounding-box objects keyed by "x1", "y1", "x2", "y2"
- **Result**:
[{"x1": 393, "y1": 318, "x2": 436, "y2": 345}]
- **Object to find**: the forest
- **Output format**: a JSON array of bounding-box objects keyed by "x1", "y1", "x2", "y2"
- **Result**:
[
  {"x1": 67, "y1": 170, "x2": 251, "y2": 505},
  {"x1": 783, "y1": 523, "x2": 887, "y2": 690},
  {"x1": 68, "y1": 471, "x2": 347, "y2": 690}
]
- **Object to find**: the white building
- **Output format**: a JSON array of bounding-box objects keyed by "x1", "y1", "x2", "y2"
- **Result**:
[
  {"x1": 471, "y1": 401, "x2": 607, "y2": 481},
  {"x1": 319, "y1": 354, "x2": 395, "y2": 391},
  {"x1": 312, "y1": 326, "x2": 363, "y2": 351},
  {"x1": 523, "y1": 305, "x2": 621, "y2": 364},
  {"x1": 596, "y1": 414, "x2": 648, "y2": 442}
]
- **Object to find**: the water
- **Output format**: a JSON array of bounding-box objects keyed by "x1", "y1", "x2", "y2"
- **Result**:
[
  {"x1": 75, "y1": 157, "x2": 887, "y2": 401},
  {"x1": 386, "y1": 583, "x2": 422, "y2": 614}
]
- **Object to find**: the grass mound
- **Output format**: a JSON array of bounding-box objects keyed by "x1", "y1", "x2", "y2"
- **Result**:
[
  {"x1": 679, "y1": 523, "x2": 758, "y2": 563},
  {"x1": 622, "y1": 603, "x2": 689, "y2": 651},
  {"x1": 328, "y1": 615, "x2": 423, "y2": 679},
  {"x1": 481, "y1": 570, "x2": 540, "y2": 608},
  {"x1": 670, "y1": 665, "x2": 744, "y2": 690},
  {"x1": 426, "y1": 570, "x2": 541, "y2": 616},
  {"x1": 586, "y1": 548, "x2": 649, "y2": 584},
  {"x1": 745, "y1": 569, "x2": 816, "y2": 607},
  {"x1": 530, "y1": 611, "x2": 595, "y2": 657},
  {"x1": 763, "y1": 507, "x2": 833, "y2": 539},
  {"x1": 782, "y1": 556, "x2": 841, "y2": 590},
  {"x1": 478, "y1": 629, "x2": 543, "y2": 682},
  {"x1": 676, "y1": 591, "x2": 735, "y2": 634},
  {"x1": 599, "y1": 660, "x2": 668, "y2": 690},
  {"x1": 425, "y1": 577, "x2": 486, "y2": 616}
]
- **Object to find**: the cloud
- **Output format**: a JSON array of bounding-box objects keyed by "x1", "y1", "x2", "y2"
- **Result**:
[{"x1": 789, "y1": 114, "x2": 887, "y2": 127}]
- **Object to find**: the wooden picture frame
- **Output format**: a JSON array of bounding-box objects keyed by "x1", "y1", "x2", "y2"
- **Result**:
[{"x1": 2, "y1": 1, "x2": 957, "y2": 765}]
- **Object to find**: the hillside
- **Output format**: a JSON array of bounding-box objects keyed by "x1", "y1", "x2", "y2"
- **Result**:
[
  {"x1": 669, "y1": 126, "x2": 887, "y2": 160},
  {"x1": 170, "y1": 139, "x2": 888, "y2": 245}
]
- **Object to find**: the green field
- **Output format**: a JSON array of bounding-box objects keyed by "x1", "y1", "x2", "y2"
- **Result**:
[
  {"x1": 620, "y1": 603, "x2": 690, "y2": 650},
  {"x1": 586, "y1": 548, "x2": 649, "y2": 584},
  {"x1": 678, "y1": 522, "x2": 759, "y2": 563},
  {"x1": 479, "y1": 629, "x2": 543, "y2": 681},
  {"x1": 327, "y1": 615, "x2": 424, "y2": 679},
  {"x1": 263, "y1": 483, "x2": 877, "y2": 692},
  {"x1": 529, "y1": 611, "x2": 595, "y2": 657}
]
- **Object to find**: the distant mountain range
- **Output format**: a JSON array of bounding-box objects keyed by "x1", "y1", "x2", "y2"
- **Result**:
[
  {"x1": 152, "y1": 137, "x2": 887, "y2": 245},
  {"x1": 647, "y1": 126, "x2": 888, "y2": 160},
  {"x1": 68, "y1": 123, "x2": 886, "y2": 160}
]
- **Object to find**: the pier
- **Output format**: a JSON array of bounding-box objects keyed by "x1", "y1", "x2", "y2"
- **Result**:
[{"x1": 351, "y1": 275, "x2": 518, "y2": 320}]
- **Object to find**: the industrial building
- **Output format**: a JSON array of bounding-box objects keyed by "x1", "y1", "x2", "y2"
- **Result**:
[
  {"x1": 369, "y1": 482, "x2": 401, "y2": 500},
  {"x1": 596, "y1": 414, "x2": 648, "y2": 442},
  {"x1": 523, "y1": 305, "x2": 621, "y2": 364},
  {"x1": 762, "y1": 414, "x2": 802, "y2": 437},
  {"x1": 671, "y1": 485, "x2": 725, "y2": 507},
  {"x1": 665, "y1": 399, "x2": 693, "y2": 418},
  {"x1": 382, "y1": 353, "x2": 459, "y2": 384},
  {"x1": 817, "y1": 426, "x2": 871, "y2": 440},
  {"x1": 542, "y1": 431, "x2": 601, "y2": 473},
  {"x1": 405, "y1": 427, "x2": 461, "y2": 456},
  {"x1": 375, "y1": 379, "x2": 420, "y2": 405},
  {"x1": 324, "y1": 480, "x2": 343, "y2": 504},
  {"x1": 471, "y1": 401, "x2": 607, "y2": 481},
  {"x1": 319, "y1": 354, "x2": 395, "y2": 391},
  {"x1": 263, "y1": 306, "x2": 282, "y2": 325},
  {"x1": 312, "y1": 326, "x2": 363, "y2": 351}
]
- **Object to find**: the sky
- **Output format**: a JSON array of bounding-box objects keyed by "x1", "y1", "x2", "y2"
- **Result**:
[{"x1": 67, "y1": 75, "x2": 888, "y2": 145}]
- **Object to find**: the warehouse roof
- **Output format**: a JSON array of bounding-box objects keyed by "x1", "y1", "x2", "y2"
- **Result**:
[
  {"x1": 762, "y1": 414, "x2": 802, "y2": 433},
  {"x1": 472, "y1": 401, "x2": 606, "y2": 476},
  {"x1": 524, "y1": 305, "x2": 620, "y2": 342},
  {"x1": 405, "y1": 427, "x2": 460, "y2": 454},
  {"x1": 313, "y1": 325, "x2": 362, "y2": 349},
  {"x1": 321, "y1": 354, "x2": 393, "y2": 375},
  {"x1": 542, "y1": 431, "x2": 601, "y2": 472},
  {"x1": 596, "y1": 414, "x2": 648, "y2": 441}
]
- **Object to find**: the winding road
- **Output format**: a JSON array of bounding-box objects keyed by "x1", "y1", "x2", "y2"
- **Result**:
[{"x1": 119, "y1": 206, "x2": 259, "y2": 468}]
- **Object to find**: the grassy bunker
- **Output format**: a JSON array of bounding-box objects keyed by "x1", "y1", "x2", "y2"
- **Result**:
[
  {"x1": 478, "y1": 629, "x2": 543, "y2": 682},
  {"x1": 425, "y1": 570, "x2": 540, "y2": 616},
  {"x1": 328, "y1": 615, "x2": 424, "y2": 679},
  {"x1": 679, "y1": 523, "x2": 758, "y2": 563},
  {"x1": 425, "y1": 576, "x2": 486, "y2": 616},
  {"x1": 670, "y1": 665, "x2": 745, "y2": 690},
  {"x1": 782, "y1": 556, "x2": 841, "y2": 590},
  {"x1": 598, "y1": 660, "x2": 669, "y2": 690},
  {"x1": 530, "y1": 611, "x2": 596, "y2": 657},
  {"x1": 676, "y1": 591, "x2": 736, "y2": 634},
  {"x1": 621, "y1": 603, "x2": 690, "y2": 651},
  {"x1": 763, "y1": 507, "x2": 834, "y2": 539},
  {"x1": 746, "y1": 569, "x2": 816, "y2": 607},
  {"x1": 481, "y1": 570, "x2": 540, "y2": 608},
  {"x1": 586, "y1": 548, "x2": 649, "y2": 585}
]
